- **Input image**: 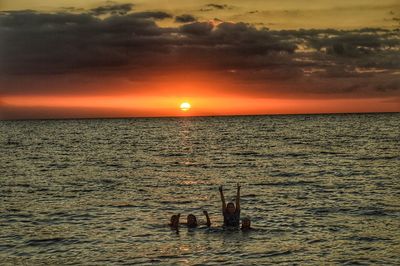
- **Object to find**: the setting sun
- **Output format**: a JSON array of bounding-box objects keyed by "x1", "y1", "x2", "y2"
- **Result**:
[{"x1": 180, "y1": 102, "x2": 191, "y2": 112}]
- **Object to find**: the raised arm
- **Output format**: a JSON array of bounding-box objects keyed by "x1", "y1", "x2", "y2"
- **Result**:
[
  {"x1": 235, "y1": 183, "x2": 241, "y2": 212},
  {"x1": 203, "y1": 210, "x2": 211, "y2": 227},
  {"x1": 219, "y1": 185, "x2": 226, "y2": 212}
]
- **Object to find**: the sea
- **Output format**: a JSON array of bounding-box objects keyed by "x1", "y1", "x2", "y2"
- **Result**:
[{"x1": 1, "y1": 113, "x2": 399, "y2": 265}]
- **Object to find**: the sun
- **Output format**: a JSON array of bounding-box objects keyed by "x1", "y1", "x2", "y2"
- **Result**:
[{"x1": 180, "y1": 102, "x2": 191, "y2": 111}]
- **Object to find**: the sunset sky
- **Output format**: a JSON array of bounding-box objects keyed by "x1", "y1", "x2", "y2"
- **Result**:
[{"x1": 0, "y1": 0, "x2": 399, "y2": 119}]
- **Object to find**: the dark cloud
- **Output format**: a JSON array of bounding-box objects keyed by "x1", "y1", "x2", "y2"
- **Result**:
[
  {"x1": 0, "y1": 10, "x2": 172, "y2": 75},
  {"x1": 0, "y1": 105, "x2": 142, "y2": 120},
  {"x1": 0, "y1": 8, "x2": 399, "y2": 99},
  {"x1": 180, "y1": 21, "x2": 213, "y2": 35},
  {"x1": 375, "y1": 79, "x2": 400, "y2": 92},
  {"x1": 200, "y1": 3, "x2": 232, "y2": 12},
  {"x1": 207, "y1": 4, "x2": 228, "y2": 10},
  {"x1": 0, "y1": 10, "x2": 96, "y2": 27},
  {"x1": 175, "y1": 14, "x2": 197, "y2": 23},
  {"x1": 89, "y1": 3, "x2": 134, "y2": 16},
  {"x1": 59, "y1": 7, "x2": 85, "y2": 13},
  {"x1": 308, "y1": 32, "x2": 395, "y2": 57},
  {"x1": 130, "y1": 11, "x2": 172, "y2": 20}
]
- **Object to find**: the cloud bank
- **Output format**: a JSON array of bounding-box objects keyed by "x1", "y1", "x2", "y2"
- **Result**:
[{"x1": 0, "y1": 5, "x2": 399, "y2": 100}]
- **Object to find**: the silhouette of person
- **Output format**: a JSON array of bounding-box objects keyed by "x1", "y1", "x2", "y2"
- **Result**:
[
  {"x1": 219, "y1": 183, "x2": 241, "y2": 227},
  {"x1": 169, "y1": 211, "x2": 211, "y2": 229}
]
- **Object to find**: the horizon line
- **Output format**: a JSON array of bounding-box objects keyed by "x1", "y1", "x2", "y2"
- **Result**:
[{"x1": 1, "y1": 111, "x2": 399, "y2": 122}]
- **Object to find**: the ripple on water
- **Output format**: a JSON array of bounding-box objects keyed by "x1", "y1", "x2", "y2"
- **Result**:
[{"x1": 1, "y1": 114, "x2": 399, "y2": 265}]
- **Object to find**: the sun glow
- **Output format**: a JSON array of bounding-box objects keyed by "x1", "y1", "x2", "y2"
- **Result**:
[{"x1": 180, "y1": 102, "x2": 191, "y2": 111}]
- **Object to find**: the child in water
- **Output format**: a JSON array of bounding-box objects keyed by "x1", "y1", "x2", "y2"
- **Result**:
[
  {"x1": 219, "y1": 183, "x2": 241, "y2": 227},
  {"x1": 169, "y1": 214, "x2": 180, "y2": 228},
  {"x1": 169, "y1": 210, "x2": 211, "y2": 229},
  {"x1": 241, "y1": 217, "x2": 251, "y2": 231}
]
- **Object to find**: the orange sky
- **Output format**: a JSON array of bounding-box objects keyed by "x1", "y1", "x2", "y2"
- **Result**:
[
  {"x1": 2, "y1": 95, "x2": 399, "y2": 120},
  {"x1": 1, "y1": 68, "x2": 399, "y2": 119},
  {"x1": 1, "y1": 68, "x2": 398, "y2": 119},
  {"x1": 0, "y1": 71, "x2": 400, "y2": 119},
  {"x1": 0, "y1": 1, "x2": 399, "y2": 119}
]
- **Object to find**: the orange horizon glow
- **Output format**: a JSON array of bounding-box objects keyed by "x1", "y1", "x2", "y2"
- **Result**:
[
  {"x1": 2, "y1": 95, "x2": 399, "y2": 120},
  {"x1": 2, "y1": 69, "x2": 399, "y2": 120}
]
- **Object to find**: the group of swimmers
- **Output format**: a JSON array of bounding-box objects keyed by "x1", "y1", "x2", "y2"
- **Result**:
[{"x1": 169, "y1": 183, "x2": 251, "y2": 231}]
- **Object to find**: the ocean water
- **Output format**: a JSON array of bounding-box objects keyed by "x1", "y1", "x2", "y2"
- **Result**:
[{"x1": 1, "y1": 113, "x2": 399, "y2": 265}]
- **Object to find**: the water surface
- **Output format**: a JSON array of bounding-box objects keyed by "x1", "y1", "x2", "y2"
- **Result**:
[{"x1": 1, "y1": 113, "x2": 399, "y2": 265}]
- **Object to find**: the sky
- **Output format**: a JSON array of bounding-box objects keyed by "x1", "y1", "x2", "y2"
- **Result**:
[{"x1": 0, "y1": 0, "x2": 399, "y2": 119}]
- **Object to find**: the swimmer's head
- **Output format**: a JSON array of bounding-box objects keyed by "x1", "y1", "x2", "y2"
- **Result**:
[
  {"x1": 241, "y1": 217, "x2": 251, "y2": 230},
  {"x1": 226, "y1": 202, "x2": 236, "y2": 214},
  {"x1": 170, "y1": 214, "x2": 180, "y2": 227},
  {"x1": 187, "y1": 214, "x2": 198, "y2": 228}
]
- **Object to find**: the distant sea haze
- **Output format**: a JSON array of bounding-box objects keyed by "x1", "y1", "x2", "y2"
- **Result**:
[{"x1": 1, "y1": 113, "x2": 399, "y2": 264}]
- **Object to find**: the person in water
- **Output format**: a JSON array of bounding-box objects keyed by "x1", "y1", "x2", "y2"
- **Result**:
[
  {"x1": 241, "y1": 217, "x2": 251, "y2": 231},
  {"x1": 169, "y1": 214, "x2": 180, "y2": 229},
  {"x1": 169, "y1": 210, "x2": 211, "y2": 228},
  {"x1": 219, "y1": 183, "x2": 241, "y2": 227}
]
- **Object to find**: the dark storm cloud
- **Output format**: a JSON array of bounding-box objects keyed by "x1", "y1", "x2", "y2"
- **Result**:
[
  {"x1": 0, "y1": 7, "x2": 399, "y2": 99},
  {"x1": 175, "y1": 14, "x2": 197, "y2": 23},
  {"x1": 89, "y1": 3, "x2": 134, "y2": 16}
]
